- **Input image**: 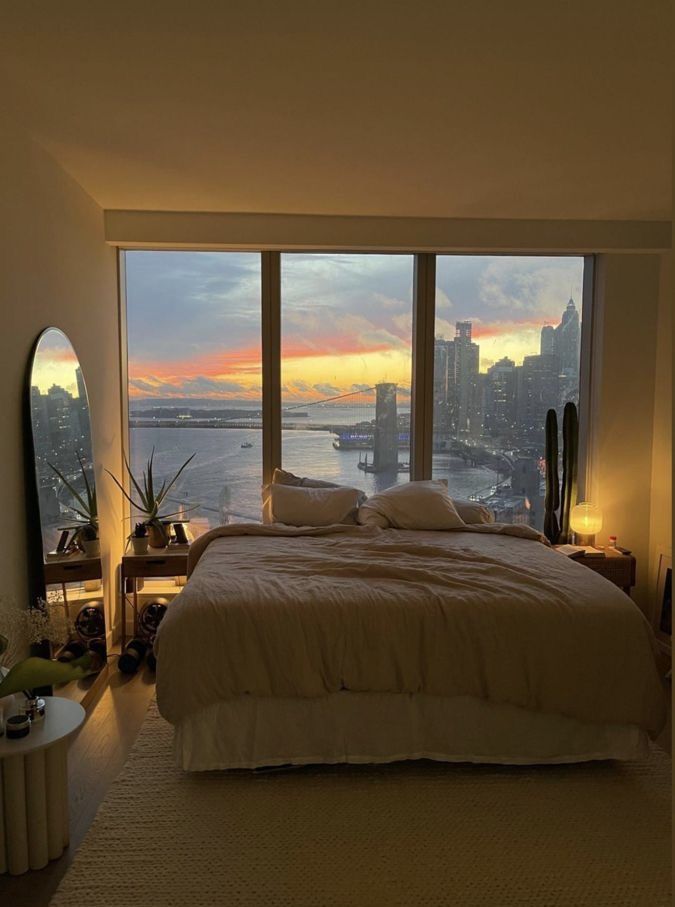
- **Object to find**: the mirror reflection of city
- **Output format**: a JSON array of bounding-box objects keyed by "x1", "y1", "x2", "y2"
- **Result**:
[{"x1": 31, "y1": 331, "x2": 95, "y2": 555}]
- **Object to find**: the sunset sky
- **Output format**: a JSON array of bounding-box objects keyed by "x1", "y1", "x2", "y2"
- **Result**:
[
  {"x1": 32, "y1": 330, "x2": 83, "y2": 397},
  {"x1": 125, "y1": 252, "x2": 584, "y2": 404}
]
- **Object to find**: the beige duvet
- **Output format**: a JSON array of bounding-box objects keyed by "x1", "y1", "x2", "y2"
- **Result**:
[{"x1": 155, "y1": 524, "x2": 666, "y2": 737}]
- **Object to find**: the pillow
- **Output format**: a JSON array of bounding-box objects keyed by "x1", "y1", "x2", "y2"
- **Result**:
[
  {"x1": 266, "y1": 468, "x2": 367, "y2": 524},
  {"x1": 451, "y1": 499, "x2": 495, "y2": 525},
  {"x1": 357, "y1": 509, "x2": 390, "y2": 529},
  {"x1": 357, "y1": 480, "x2": 466, "y2": 531},
  {"x1": 262, "y1": 483, "x2": 364, "y2": 527},
  {"x1": 272, "y1": 467, "x2": 341, "y2": 490}
]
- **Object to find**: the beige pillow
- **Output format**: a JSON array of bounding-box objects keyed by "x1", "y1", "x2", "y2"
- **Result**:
[
  {"x1": 357, "y1": 480, "x2": 466, "y2": 531},
  {"x1": 262, "y1": 483, "x2": 364, "y2": 527},
  {"x1": 272, "y1": 467, "x2": 340, "y2": 489},
  {"x1": 451, "y1": 499, "x2": 495, "y2": 524}
]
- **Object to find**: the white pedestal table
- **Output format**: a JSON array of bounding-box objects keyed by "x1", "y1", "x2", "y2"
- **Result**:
[{"x1": 0, "y1": 696, "x2": 84, "y2": 875}]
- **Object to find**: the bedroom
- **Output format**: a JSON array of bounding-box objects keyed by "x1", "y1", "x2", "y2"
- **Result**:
[{"x1": 0, "y1": 2, "x2": 671, "y2": 905}]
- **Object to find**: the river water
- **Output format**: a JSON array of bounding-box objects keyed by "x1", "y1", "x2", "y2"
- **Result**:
[{"x1": 129, "y1": 404, "x2": 499, "y2": 530}]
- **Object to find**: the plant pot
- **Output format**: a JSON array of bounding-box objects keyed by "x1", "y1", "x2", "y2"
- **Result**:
[
  {"x1": 131, "y1": 536, "x2": 149, "y2": 555},
  {"x1": 81, "y1": 539, "x2": 101, "y2": 558},
  {"x1": 147, "y1": 522, "x2": 169, "y2": 549}
]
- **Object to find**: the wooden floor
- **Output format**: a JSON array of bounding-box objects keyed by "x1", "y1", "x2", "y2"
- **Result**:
[
  {"x1": 0, "y1": 665, "x2": 156, "y2": 907},
  {"x1": 0, "y1": 670, "x2": 670, "y2": 907}
]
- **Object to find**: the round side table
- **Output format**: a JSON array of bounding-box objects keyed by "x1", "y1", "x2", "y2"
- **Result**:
[{"x1": 0, "y1": 696, "x2": 84, "y2": 875}]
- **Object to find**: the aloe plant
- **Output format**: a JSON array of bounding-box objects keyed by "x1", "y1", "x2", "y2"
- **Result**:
[
  {"x1": 106, "y1": 448, "x2": 196, "y2": 532},
  {"x1": 49, "y1": 450, "x2": 98, "y2": 538}
]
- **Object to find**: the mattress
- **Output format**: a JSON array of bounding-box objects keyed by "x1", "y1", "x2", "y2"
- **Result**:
[{"x1": 155, "y1": 523, "x2": 666, "y2": 748}]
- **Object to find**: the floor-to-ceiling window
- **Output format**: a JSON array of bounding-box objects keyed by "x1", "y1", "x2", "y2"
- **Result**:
[
  {"x1": 431, "y1": 255, "x2": 585, "y2": 529},
  {"x1": 280, "y1": 253, "x2": 414, "y2": 493},
  {"x1": 123, "y1": 250, "x2": 588, "y2": 532},
  {"x1": 125, "y1": 251, "x2": 262, "y2": 533}
]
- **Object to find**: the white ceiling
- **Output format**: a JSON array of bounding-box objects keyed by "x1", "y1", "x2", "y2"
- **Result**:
[{"x1": 1, "y1": 1, "x2": 671, "y2": 220}]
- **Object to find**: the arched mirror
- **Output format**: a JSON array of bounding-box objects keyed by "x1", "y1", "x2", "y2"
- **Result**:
[{"x1": 26, "y1": 328, "x2": 107, "y2": 690}]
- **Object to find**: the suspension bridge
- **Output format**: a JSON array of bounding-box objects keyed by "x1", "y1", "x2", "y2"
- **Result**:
[{"x1": 130, "y1": 382, "x2": 513, "y2": 478}]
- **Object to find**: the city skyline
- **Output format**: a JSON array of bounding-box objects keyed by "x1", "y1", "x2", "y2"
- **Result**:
[{"x1": 126, "y1": 252, "x2": 585, "y2": 402}]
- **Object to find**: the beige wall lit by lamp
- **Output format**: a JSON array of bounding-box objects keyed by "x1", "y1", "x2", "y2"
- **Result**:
[{"x1": 570, "y1": 502, "x2": 603, "y2": 546}]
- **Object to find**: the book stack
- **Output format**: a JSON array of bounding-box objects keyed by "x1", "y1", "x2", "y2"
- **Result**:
[{"x1": 556, "y1": 544, "x2": 605, "y2": 558}]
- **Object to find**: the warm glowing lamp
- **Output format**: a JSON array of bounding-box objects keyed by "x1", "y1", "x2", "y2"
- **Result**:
[{"x1": 570, "y1": 502, "x2": 603, "y2": 546}]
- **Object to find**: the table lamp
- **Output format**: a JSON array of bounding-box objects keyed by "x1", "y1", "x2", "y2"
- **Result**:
[{"x1": 570, "y1": 502, "x2": 603, "y2": 546}]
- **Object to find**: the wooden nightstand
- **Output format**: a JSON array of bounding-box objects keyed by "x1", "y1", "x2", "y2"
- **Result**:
[
  {"x1": 43, "y1": 555, "x2": 102, "y2": 622},
  {"x1": 556, "y1": 547, "x2": 636, "y2": 594},
  {"x1": 120, "y1": 548, "x2": 189, "y2": 648}
]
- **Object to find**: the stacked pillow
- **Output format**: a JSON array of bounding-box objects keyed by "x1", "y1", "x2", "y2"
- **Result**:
[
  {"x1": 262, "y1": 469, "x2": 366, "y2": 525},
  {"x1": 262, "y1": 469, "x2": 495, "y2": 529},
  {"x1": 357, "y1": 480, "x2": 466, "y2": 530}
]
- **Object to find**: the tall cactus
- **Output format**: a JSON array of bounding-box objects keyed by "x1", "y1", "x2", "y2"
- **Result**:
[
  {"x1": 543, "y1": 408, "x2": 560, "y2": 543},
  {"x1": 559, "y1": 401, "x2": 579, "y2": 544}
]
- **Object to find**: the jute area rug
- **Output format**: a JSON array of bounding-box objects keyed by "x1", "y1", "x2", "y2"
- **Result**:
[{"x1": 51, "y1": 701, "x2": 671, "y2": 907}]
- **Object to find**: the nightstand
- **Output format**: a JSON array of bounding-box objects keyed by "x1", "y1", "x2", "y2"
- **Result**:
[
  {"x1": 120, "y1": 549, "x2": 189, "y2": 648},
  {"x1": 43, "y1": 555, "x2": 102, "y2": 623},
  {"x1": 556, "y1": 547, "x2": 636, "y2": 594}
]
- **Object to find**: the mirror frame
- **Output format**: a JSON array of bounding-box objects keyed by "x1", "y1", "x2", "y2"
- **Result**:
[
  {"x1": 23, "y1": 327, "x2": 106, "y2": 682},
  {"x1": 23, "y1": 328, "x2": 50, "y2": 620}
]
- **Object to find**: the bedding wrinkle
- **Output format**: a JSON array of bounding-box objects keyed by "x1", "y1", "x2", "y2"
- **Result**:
[{"x1": 156, "y1": 525, "x2": 666, "y2": 738}]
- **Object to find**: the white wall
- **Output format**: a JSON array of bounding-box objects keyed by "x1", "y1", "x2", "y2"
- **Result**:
[
  {"x1": 589, "y1": 253, "x2": 669, "y2": 613},
  {"x1": 0, "y1": 113, "x2": 122, "y2": 637},
  {"x1": 647, "y1": 255, "x2": 672, "y2": 623}
]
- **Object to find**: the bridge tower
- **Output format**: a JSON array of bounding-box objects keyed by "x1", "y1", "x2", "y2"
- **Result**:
[{"x1": 373, "y1": 383, "x2": 398, "y2": 471}]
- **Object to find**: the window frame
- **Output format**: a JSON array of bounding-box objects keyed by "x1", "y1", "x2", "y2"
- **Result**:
[{"x1": 118, "y1": 249, "x2": 592, "y2": 527}]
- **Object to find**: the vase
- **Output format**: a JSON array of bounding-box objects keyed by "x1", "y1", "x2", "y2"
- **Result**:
[
  {"x1": 131, "y1": 536, "x2": 149, "y2": 555},
  {"x1": 147, "y1": 522, "x2": 169, "y2": 549},
  {"x1": 82, "y1": 539, "x2": 101, "y2": 558}
]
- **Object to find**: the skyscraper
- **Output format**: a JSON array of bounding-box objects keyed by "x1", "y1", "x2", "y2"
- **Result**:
[
  {"x1": 540, "y1": 299, "x2": 580, "y2": 377},
  {"x1": 453, "y1": 321, "x2": 479, "y2": 438},
  {"x1": 556, "y1": 298, "x2": 580, "y2": 376},
  {"x1": 485, "y1": 357, "x2": 517, "y2": 439},
  {"x1": 433, "y1": 337, "x2": 455, "y2": 448},
  {"x1": 516, "y1": 354, "x2": 561, "y2": 442},
  {"x1": 540, "y1": 324, "x2": 556, "y2": 356}
]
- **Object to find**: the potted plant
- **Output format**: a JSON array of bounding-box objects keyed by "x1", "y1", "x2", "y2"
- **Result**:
[
  {"x1": 79, "y1": 523, "x2": 101, "y2": 558},
  {"x1": 0, "y1": 596, "x2": 93, "y2": 720},
  {"x1": 107, "y1": 448, "x2": 196, "y2": 549},
  {"x1": 130, "y1": 522, "x2": 149, "y2": 555},
  {"x1": 49, "y1": 451, "x2": 99, "y2": 556}
]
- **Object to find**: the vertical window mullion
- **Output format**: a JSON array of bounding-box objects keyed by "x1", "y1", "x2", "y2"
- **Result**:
[
  {"x1": 261, "y1": 251, "x2": 281, "y2": 485},
  {"x1": 411, "y1": 253, "x2": 436, "y2": 481}
]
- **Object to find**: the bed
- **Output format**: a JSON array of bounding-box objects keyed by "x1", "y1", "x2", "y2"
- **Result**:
[{"x1": 154, "y1": 519, "x2": 666, "y2": 771}]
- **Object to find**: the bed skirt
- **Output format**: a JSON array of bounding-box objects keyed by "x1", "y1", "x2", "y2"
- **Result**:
[{"x1": 172, "y1": 692, "x2": 649, "y2": 771}]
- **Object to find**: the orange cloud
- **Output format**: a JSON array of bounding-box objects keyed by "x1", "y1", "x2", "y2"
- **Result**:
[{"x1": 469, "y1": 319, "x2": 556, "y2": 340}]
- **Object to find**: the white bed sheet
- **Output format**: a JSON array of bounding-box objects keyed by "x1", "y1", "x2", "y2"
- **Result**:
[
  {"x1": 157, "y1": 525, "x2": 666, "y2": 738},
  {"x1": 174, "y1": 692, "x2": 648, "y2": 771}
]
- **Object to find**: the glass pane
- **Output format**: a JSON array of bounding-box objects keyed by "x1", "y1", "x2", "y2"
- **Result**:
[
  {"x1": 281, "y1": 254, "x2": 413, "y2": 493},
  {"x1": 125, "y1": 251, "x2": 262, "y2": 534},
  {"x1": 432, "y1": 255, "x2": 585, "y2": 530}
]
